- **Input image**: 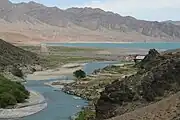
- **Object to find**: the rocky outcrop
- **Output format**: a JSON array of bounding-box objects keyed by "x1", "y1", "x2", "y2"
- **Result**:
[
  {"x1": 95, "y1": 49, "x2": 180, "y2": 119},
  {"x1": 137, "y1": 49, "x2": 160, "y2": 69}
]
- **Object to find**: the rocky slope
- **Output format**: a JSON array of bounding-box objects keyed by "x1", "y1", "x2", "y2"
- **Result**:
[
  {"x1": 66, "y1": 8, "x2": 180, "y2": 39},
  {"x1": 108, "y1": 92, "x2": 180, "y2": 120},
  {"x1": 0, "y1": 39, "x2": 43, "y2": 77},
  {"x1": 0, "y1": 39, "x2": 39, "y2": 67},
  {"x1": 0, "y1": 0, "x2": 180, "y2": 44},
  {"x1": 95, "y1": 49, "x2": 180, "y2": 120}
]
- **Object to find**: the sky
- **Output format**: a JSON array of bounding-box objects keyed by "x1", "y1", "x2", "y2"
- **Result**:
[{"x1": 10, "y1": 0, "x2": 180, "y2": 21}]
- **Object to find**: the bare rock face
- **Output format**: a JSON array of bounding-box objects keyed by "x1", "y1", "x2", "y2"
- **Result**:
[
  {"x1": 95, "y1": 50, "x2": 180, "y2": 119},
  {"x1": 137, "y1": 49, "x2": 160, "y2": 69}
]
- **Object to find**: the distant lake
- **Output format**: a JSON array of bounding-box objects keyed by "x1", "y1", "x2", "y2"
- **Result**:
[{"x1": 47, "y1": 42, "x2": 180, "y2": 50}]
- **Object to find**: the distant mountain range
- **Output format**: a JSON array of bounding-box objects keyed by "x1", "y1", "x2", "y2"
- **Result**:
[{"x1": 0, "y1": 0, "x2": 180, "y2": 44}]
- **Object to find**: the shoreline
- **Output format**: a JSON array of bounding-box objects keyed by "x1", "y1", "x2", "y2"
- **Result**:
[
  {"x1": 45, "y1": 61, "x2": 138, "y2": 120},
  {"x1": 0, "y1": 91, "x2": 47, "y2": 119},
  {"x1": 26, "y1": 63, "x2": 85, "y2": 81},
  {"x1": 44, "y1": 80, "x2": 75, "y2": 91}
]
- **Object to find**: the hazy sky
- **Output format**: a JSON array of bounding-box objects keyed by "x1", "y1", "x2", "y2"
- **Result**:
[{"x1": 10, "y1": 0, "x2": 180, "y2": 21}]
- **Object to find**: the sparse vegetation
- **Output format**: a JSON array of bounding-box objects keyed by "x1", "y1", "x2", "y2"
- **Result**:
[
  {"x1": 20, "y1": 45, "x2": 106, "y2": 68},
  {"x1": 0, "y1": 39, "x2": 41, "y2": 68},
  {"x1": 20, "y1": 46, "x2": 101, "y2": 54},
  {"x1": 95, "y1": 49, "x2": 180, "y2": 119},
  {"x1": 43, "y1": 55, "x2": 104, "y2": 68}
]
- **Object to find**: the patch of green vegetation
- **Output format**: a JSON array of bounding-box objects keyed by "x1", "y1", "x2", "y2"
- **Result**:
[
  {"x1": 48, "y1": 46, "x2": 101, "y2": 53},
  {"x1": 20, "y1": 45, "x2": 105, "y2": 68},
  {"x1": 11, "y1": 66, "x2": 24, "y2": 78},
  {"x1": 102, "y1": 64, "x2": 137, "y2": 74},
  {"x1": 20, "y1": 46, "x2": 101, "y2": 53},
  {"x1": 0, "y1": 75, "x2": 29, "y2": 108},
  {"x1": 73, "y1": 70, "x2": 86, "y2": 79},
  {"x1": 19, "y1": 46, "x2": 40, "y2": 53},
  {"x1": 43, "y1": 55, "x2": 104, "y2": 68},
  {"x1": 75, "y1": 109, "x2": 96, "y2": 120}
]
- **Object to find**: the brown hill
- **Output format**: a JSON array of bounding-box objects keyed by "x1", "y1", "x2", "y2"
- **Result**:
[
  {"x1": 0, "y1": 0, "x2": 180, "y2": 44},
  {"x1": 0, "y1": 39, "x2": 41, "y2": 69}
]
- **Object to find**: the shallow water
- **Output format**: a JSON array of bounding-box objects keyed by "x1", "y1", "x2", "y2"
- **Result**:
[{"x1": 20, "y1": 61, "x2": 116, "y2": 120}]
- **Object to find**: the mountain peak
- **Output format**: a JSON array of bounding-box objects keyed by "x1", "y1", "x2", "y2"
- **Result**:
[
  {"x1": 28, "y1": 1, "x2": 37, "y2": 4},
  {"x1": 66, "y1": 7, "x2": 110, "y2": 15}
]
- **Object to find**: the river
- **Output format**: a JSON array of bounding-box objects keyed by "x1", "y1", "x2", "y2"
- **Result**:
[{"x1": 20, "y1": 61, "x2": 116, "y2": 120}]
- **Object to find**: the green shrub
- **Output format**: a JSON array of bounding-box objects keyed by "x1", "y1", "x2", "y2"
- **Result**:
[
  {"x1": 0, "y1": 92, "x2": 17, "y2": 108},
  {"x1": 73, "y1": 70, "x2": 86, "y2": 79},
  {"x1": 0, "y1": 75, "x2": 29, "y2": 108},
  {"x1": 75, "y1": 109, "x2": 96, "y2": 120},
  {"x1": 10, "y1": 89, "x2": 27, "y2": 103},
  {"x1": 11, "y1": 67, "x2": 23, "y2": 78}
]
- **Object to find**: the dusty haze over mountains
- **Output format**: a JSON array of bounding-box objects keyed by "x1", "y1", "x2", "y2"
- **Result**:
[{"x1": 0, "y1": 0, "x2": 180, "y2": 45}]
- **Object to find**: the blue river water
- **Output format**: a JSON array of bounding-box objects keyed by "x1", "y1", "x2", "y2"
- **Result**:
[
  {"x1": 47, "y1": 42, "x2": 180, "y2": 50},
  {"x1": 21, "y1": 61, "x2": 116, "y2": 120}
]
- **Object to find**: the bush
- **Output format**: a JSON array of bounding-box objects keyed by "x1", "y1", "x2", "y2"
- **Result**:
[
  {"x1": 73, "y1": 70, "x2": 86, "y2": 79},
  {"x1": 11, "y1": 67, "x2": 23, "y2": 78},
  {"x1": 0, "y1": 92, "x2": 17, "y2": 108},
  {"x1": 10, "y1": 89, "x2": 28, "y2": 103},
  {"x1": 75, "y1": 109, "x2": 96, "y2": 120},
  {"x1": 0, "y1": 75, "x2": 29, "y2": 108}
]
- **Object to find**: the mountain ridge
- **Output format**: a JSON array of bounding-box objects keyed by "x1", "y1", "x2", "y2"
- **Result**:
[{"x1": 0, "y1": 0, "x2": 180, "y2": 44}]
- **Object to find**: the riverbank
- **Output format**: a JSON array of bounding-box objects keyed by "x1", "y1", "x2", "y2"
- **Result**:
[
  {"x1": 0, "y1": 91, "x2": 47, "y2": 119},
  {"x1": 44, "y1": 80, "x2": 75, "y2": 90},
  {"x1": 26, "y1": 63, "x2": 85, "y2": 81},
  {"x1": 46, "y1": 62, "x2": 138, "y2": 119},
  {"x1": 55, "y1": 63, "x2": 137, "y2": 100}
]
